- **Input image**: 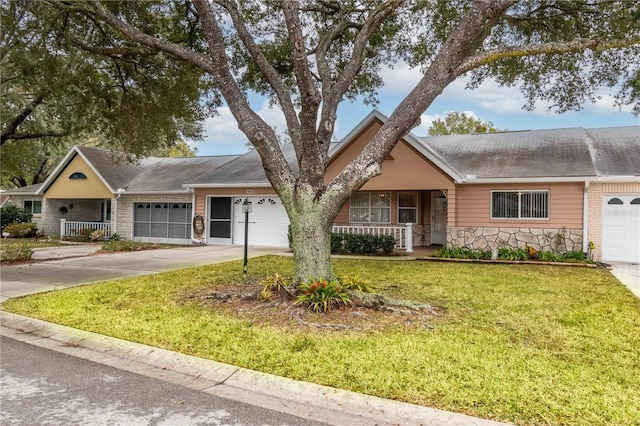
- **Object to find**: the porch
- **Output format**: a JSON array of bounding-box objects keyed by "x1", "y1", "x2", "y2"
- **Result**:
[
  {"x1": 332, "y1": 223, "x2": 416, "y2": 251},
  {"x1": 60, "y1": 219, "x2": 111, "y2": 239}
]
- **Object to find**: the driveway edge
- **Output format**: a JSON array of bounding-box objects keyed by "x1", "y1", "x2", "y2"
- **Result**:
[{"x1": 0, "y1": 311, "x2": 507, "y2": 426}]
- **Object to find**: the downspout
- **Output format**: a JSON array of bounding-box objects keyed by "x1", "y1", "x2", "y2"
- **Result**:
[
  {"x1": 582, "y1": 181, "x2": 589, "y2": 253},
  {"x1": 114, "y1": 188, "x2": 125, "y2": 237},
  {"x1": 189, "y1": 188, "x2": 203, "y2": 244}
]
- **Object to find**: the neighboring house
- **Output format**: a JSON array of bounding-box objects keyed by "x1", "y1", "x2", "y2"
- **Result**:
[{"x1": 2, "y1": 111, "x2": 639, "y2": 263}]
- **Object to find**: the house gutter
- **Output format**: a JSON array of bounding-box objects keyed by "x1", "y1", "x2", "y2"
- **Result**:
[
  {"x1": 582, "y1": 181, "x2": 589, "y2": 253},
  {"x1": 113, "y1": 188, "x2": 125, "y2": 236}
]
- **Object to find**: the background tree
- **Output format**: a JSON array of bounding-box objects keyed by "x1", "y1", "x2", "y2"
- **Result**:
[
  {"x1": 20, "y1": 0, "x2": 640, "y2": 284},
  {"x1": 1, "y1": 1, "x2": 215, "y2": 154},
  {"x1": 428, "y1": 112, "x2": 500, "y2": 136}
]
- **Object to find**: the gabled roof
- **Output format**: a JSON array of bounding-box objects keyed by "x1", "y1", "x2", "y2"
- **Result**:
[{"x1": 328, "y1": 110, "x2": 464, "y2": 183}]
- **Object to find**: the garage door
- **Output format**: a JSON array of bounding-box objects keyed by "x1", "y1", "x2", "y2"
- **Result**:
[
  {"x1": 602, "y1": 195, "x2": 640, "y2": 263},
  {"x1": 232, "y1": 196, "x2": 290, "y2": 247}
]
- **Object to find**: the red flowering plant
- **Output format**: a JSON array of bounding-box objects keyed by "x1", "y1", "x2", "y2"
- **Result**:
[{"x1": 294, "y1": 277, "x2": 351, "y2": 313}]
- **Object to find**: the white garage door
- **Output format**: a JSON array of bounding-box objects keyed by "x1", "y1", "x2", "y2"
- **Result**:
[
  {"x1": 602, "y1": 195, "x2": 640, "y2": 263},
  {"x1": 232, "y1": 196, "x2": 290, "y2": 247}
]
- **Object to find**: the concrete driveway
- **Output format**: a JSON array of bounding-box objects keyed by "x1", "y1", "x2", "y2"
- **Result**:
[
  {"x1": 0, "y1": 244, "x2": 284, "y2": 302},
  {"x1": 609, "y1": 262, "x2": 640, "y2": 299}
]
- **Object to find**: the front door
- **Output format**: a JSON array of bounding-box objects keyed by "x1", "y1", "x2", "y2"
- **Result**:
[
  {"x1": 431, "y1": 193, "x2": 447, "y2": 245},
  {"x1": 208, "y1": 197, "x2": 232, "y2": 244}
]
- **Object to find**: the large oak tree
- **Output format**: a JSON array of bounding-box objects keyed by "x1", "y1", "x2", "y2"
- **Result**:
[{"x1": 16, "y1": 0, "x2": 640, "y2": 283}]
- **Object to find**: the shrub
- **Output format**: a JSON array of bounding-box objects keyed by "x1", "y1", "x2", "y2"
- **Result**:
[
  {"x1": 539, "y1": 251, "x2": 560, "y2": 262},
  {"x1": 101, "y1": 240, "x2": 154, "y2": 252},
  {"x1": 3, "y1": 222, "x2": 38, "y2": 238},
  {"x1": 294, "y1": 278, "x2": 351, "y2": 313},
  {"x1": 260, "y1": 272, "x2": 289, "y2": 291},
  {"x1": 338, "y1": 233, "x2": 395, "y2": 255},
  {"x1": 1, "y1": 243, "x2": 33, "y2": 262},
  {"x1": 89, "y1": 230, "x2": 106, "y2": 241},
  {"x1": 0, "y1": 205, "x2": 33, "y2": 231},
  {"x1": 561, "y1": 251, "x2": 587, "y2": 262},
  {"x1": 498, "y1": 247, "x2": 528, "y2": 261},
  {"x1": 433, "y1": 246, "x2": 491, "y2": 260}
]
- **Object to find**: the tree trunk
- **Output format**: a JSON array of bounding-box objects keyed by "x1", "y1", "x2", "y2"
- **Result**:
[{"x1": 285, "y1": 187, "x2": 337, "y2": 285}]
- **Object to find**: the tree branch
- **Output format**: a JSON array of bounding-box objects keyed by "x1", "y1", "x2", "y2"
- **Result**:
[
  {"x1": 1, "y1": 131, "x2": 68, "y2": 145},
  {"x1": 213, "y1": 0, "x2": 302, "y2": 153},
  {"x1": 457, "y1": 37, "x2": 640, "y2": 75},
  {"x1": 1, "y1": 92, "x2": 49, "y2": 145}
]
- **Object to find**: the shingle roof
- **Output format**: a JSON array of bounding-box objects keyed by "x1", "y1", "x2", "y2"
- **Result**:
[
  {"x1": 126, "y1": 155, "x2": 239, "y2": 191},
  {"x1": 186, "y1": 144, "x2": 300, "y2": 185},
  {"x1": 75, "y1": 146, "x2": 157, "y2": 191},
  {"x1": 585, "y1": 126, "x2": 640, "y2": 177},
  {"x1": 420, "y1": 126, "x2": 639, "y2": 180}
]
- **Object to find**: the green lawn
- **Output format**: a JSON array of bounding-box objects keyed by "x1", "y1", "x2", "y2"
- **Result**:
[
  {"x1": 0, "y1": 238, "x2": 68, "y2": 248},
  {"x1": 3, "y1": 256, "x2": 639, "y2": 425}
]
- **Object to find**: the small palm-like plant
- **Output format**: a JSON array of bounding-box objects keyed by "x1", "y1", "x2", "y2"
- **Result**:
[{"x1": 294, "y1": 278, "x2": 351, "y2": 313}]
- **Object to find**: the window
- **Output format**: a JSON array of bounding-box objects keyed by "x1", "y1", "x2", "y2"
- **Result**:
[
  {"x1": 350, "y1": 192, "x2": 391, "y2": 223},
  {"x1": 69, "y1": 172, "x2": 87, "y2": 179},
  {"x1": 491, "y1": 190, "x2": 549, "y2": 219},
  {"x1": 607, "y1": 198, "x2": 623, "y2": 205},
  {"x1": 398, "y1": 192, "x2": 418, "y2": 223},
  {"x1": 24, "y1": 200, "x2": 42, "y2": 215}
]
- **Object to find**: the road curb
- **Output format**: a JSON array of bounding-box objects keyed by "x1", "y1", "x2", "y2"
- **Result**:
[{"x1": 0, "y1": 311, "x2": 508, "y2": 426}]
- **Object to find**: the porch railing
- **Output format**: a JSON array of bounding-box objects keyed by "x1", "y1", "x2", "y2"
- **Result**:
[
  {"x1": 332, "y1": 223, "x2": 413, "y2": 252},
  {"x1": 60, "y1": 219, "x2": 111, "y2": 238}
]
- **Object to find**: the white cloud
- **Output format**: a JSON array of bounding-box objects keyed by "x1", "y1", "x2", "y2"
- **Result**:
[
  {"x1": 196, "y1": 100, "x2": 290, "y2": 155},
  {"x1": 378, "y1": 63, "x2": 632, "y2": 117}
]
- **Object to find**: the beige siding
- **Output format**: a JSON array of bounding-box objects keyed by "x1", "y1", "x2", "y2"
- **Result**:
[
  {"x1": 588, "y1": 182, "x2": 640, "y2": 261},
  {"x1": 326, "y1": 120, "x2": 455, "y2": 190},
  {"x1": 453, "y1": 182, "x2": 584, "y2": 228},
  {"x1": 44, "y1": 154, "x2": 113, "y2": 199}
]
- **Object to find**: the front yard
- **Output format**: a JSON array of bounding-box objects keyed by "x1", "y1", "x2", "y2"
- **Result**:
[{"x1": 2, "y1": 256, "x2": 639, "y2": 425}]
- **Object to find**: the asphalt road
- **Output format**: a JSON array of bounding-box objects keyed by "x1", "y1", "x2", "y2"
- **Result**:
[{"x1": 0, "y1": 336, "x2": 327, "y2": 426}]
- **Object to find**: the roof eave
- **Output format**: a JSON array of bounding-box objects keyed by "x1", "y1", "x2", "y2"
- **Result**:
[{"x1": 183, "y1": 182, "x2": 272, "y2": 189}]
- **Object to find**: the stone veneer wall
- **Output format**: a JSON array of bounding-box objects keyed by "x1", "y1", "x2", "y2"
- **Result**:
[{"x1": 447, "y1": 226, "x2": 583, "y2": 253}]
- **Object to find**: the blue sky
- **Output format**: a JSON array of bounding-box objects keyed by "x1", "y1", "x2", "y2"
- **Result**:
[{"x1": 193, "y1": 63, "x2": 639, "y2": 156}]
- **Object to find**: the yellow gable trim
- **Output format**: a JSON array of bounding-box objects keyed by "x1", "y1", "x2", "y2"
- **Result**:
[{"x1": 44, "y1": 154, "x2": 113, "y2": 199}]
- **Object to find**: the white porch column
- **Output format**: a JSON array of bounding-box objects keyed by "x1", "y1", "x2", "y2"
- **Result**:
[
  {"x1": 59, "y1": 219, "x2": 66, "y2": 237},
  {"x1": 405, "y1": 223, "x2": 413, "y2": 253}
]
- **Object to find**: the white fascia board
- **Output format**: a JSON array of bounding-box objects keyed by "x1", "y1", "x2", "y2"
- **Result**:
[
  {"x1": 462, "y1": 176, "x2": 593, "y2": 184},
  {"x1": 37, "y1": 145, "x2": 117, "y2": 195},
  {"x1": 182, "y1": 182, "x2": 273, "y2": 189},
  {"x1": 117, "y1": 190, "x2": 191, "y2": 195},
  {"x1": 36, "y1": 146, "x2": 82, "y2": 195}
]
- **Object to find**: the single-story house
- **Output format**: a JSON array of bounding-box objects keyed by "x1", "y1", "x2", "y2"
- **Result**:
[{"x1": 2, "y1": 111, "x2": 639, "y2": 263}]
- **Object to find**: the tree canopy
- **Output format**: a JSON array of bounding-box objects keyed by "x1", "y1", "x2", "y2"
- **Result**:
[
  {"x1": 1, "y1": 1, "x2": 216, "y2": 155},
  {"x1": 428, "y1": 112, "x2": 500, "y2": 136},
  {"x1": 7, "y1": 0, "x2": 639, "y2": 282}
]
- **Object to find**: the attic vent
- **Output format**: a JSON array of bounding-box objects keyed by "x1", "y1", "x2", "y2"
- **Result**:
[{"x1": 69, "y1": 172, "x2": 87, "y2": 180}]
